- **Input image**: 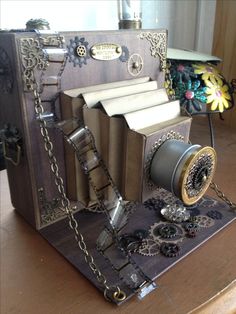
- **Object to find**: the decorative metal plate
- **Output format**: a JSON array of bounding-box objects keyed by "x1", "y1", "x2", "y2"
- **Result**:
[
  {"x1": 90, "y1": 43, "x2": 122, "y2": 61},
  {"x1": 127, "y1": 53, "x2": 143, "y2": 76}
]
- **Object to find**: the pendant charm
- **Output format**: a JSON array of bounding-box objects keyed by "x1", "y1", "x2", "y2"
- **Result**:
[{"x1": 161, "y1": 204, "x2": 190, "y2": 222}]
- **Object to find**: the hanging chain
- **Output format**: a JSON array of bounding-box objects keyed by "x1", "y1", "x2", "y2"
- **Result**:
[
  {"x1": 33, "y1": 88, "x2": 124, "y2": 301},
  {"x1": 210, "y1": 182, "x2": 236, "y2": 209}
]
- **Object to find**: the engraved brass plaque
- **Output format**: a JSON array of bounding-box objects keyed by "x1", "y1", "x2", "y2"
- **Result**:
[{"x1": 90, "y1": 43, "x2": 122, "y2": 61}]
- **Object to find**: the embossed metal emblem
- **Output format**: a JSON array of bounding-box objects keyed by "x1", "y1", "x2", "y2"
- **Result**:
[
  {"x1": 127, "y1": 53, "x2": 143, "y2": 76},
  {"x1": 90, "y1": 43, "x2": 122, "y2": 61}
]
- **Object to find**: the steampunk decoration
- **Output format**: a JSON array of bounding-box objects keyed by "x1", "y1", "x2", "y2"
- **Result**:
[
  {"x1": 67, "y1": 36, "x2": 90, "y2": 67},
  {"x1": 166, "y1": 49, "x2": 235, "y2": 114}
]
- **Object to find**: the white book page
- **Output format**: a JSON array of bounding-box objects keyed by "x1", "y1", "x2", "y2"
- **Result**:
[
  {"x1": 83, "y1": 81, "x2": 158, "y2": 108},
  {"x1": 124, "y1": 100, "x2": 180, "y2": 131},
  {"x1": 101, "y1": 88, "x2": 169, "y2": 116}
]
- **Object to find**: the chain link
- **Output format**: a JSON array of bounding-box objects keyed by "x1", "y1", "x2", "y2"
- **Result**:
[
  {"x1": 33, "y1": 89, "x2": 122, "y2": 298},
  {"x1": 210, "y1": 182, "x2": 236, "y2": 209}
]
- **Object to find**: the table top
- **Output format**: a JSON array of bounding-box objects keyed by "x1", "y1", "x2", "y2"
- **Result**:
[{"x1": 1, "y1": 117, "x2": 236, "y2": 314}]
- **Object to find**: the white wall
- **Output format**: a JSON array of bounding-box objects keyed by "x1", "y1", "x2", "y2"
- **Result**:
[
  {"x1": 0, "y1": 0, "x2": 216, "y2": 53},
  {"x1": 0, "y1": 0, "x2": 118, "y2": 31}
]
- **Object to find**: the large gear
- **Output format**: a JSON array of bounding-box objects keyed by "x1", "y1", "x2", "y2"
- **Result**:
[
  {"x1": 157, "y1": 224, "x2": 178, "y2": 239},
  {"x1": 137, "y1": 238, "x2": 160, "y2": 257},
  {"x1": 67, "y1": 36, "x2": 90, "y2": 67},
  {"x1": 194, "y1": 215, "x2": 215, "y2": 228},
  {"x1": 160, "y1": 242, "x2": 181, "y2": 257},
  {"x1": 149, "y1": 222, "x2": 185, "y2": 243},
  {"x1": 206, "y1": 210, "x2": 223, "y2": 220}
]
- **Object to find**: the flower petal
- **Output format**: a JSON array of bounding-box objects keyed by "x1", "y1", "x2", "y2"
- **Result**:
[
  {"x1": 207, "y1": 94, "x2": 216, "y2": 103},
  {"x1": 223, "y1": 92, "x2": 231, "y2": 100},
  {"x1": 222, "y1": 84, "x2": 229, "y2": 92},
  {"x1": 218, "y1": 100, "x2": 224, "y2": 112},
  {"x1": 202, "y1": 72, "x2": 210, "y2": 81},
  {"x1": 222, "y1": 97, "x2": 229, "y2": 109},
  {"x1": 205, "y1": 80, "x2": 214, "y2": 88},
  {"x1": 211, "y1": 99, "x2": 219, "y2": 111}
]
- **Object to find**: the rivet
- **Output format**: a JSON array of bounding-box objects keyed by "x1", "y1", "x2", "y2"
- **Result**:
[
  {"x1": 133, "y1": 61, "x2": 139, "y2": 69},
  {"x1": 116, "y1": 46, "x2": 122, "y2": 54},
  {"x1": 91, "y1": 48, "x2": 96, "y2": 56}
]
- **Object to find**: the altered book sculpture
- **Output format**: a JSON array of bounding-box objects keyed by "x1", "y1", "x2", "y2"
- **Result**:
[{"x1": 0, "y1": 29, "x2": 235, "y2": 304}]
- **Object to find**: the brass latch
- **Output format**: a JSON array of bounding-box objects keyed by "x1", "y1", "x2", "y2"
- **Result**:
[{"x1": 0, "y1": 124, "x2": 23, "y2": 166}]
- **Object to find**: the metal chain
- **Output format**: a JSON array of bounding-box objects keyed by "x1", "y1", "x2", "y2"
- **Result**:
[
  {"x1": 57, "y1": 118, "x2": 155, "y2": 292},
  {"x1": 210, "y1": 182, "x2": 236, "y2": 209},
  {"x1": 33, "y1": 89, "x2": 122, "y2": 300}
]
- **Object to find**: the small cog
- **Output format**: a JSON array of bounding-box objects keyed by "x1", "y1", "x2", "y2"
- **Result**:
[
  {"x1": 160, "y1": 242, "x2": 181, "y2": 258},
  {"x1": 184, "y1": 222, "x2": 200, "y2": 233},
  {"x1": 186, "y1": 230, "x2": 197, "y2": 238}
]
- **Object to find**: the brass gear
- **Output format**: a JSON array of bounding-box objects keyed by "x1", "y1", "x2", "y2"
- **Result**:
[{"x1": 137, "y1": 238, "x2": 160, "y2": 257}]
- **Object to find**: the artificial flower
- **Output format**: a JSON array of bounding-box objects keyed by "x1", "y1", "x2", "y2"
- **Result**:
[
  {"x1": 205, "y1": 77, "x2": 231, "y2": 112},
  {"x1": 171, "y1": 62, "x2": 197, "y2": 83},
  {"x1": 192, "y1": 63, "x2": 222, "y2": 82},
  {"x1": 175, "y1": 79, "x2": 207, "y2": 113}
]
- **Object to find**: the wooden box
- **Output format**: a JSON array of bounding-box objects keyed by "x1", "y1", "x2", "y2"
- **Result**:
[
  {"x1": 1, "y1": 29, "x2": 234, "y2": 305},
  {"x1": 0, "y1": 29, "x2": 167, "y2": 229}
]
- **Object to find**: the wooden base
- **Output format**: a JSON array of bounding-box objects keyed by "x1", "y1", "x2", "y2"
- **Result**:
[{"x1": 40, "y1": 195, "x2": 235, "y2": 304}]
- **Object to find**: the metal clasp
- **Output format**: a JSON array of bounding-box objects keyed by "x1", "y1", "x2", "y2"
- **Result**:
[{"x1": 0, "y1": 124, "x2": 23, "y2": 166}]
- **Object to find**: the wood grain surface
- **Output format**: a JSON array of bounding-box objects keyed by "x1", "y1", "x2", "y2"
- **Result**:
[
  {"x1": 1, "y1": 116, "x2": 236, "y2": 314},
  {"x1": 212, "y1": 0, "x2": 236, "y2": 130}
]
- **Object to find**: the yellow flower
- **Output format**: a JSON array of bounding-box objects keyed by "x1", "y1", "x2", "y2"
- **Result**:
[
  {"x1": 205, "y1": 77, "x2": 231, "y2": 112},
  {"x1": 192, "y1": 63, "x2": 222, "y2": 82}
]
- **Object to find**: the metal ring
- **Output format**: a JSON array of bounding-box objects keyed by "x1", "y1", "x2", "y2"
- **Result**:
[{"x1": 113, "y1": 290, "x2": 127, "y2": 302}]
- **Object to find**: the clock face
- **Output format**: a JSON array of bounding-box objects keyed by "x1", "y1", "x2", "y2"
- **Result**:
[{"x1": 0, "y1": 46, "x2": 13, "y2": 94}]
